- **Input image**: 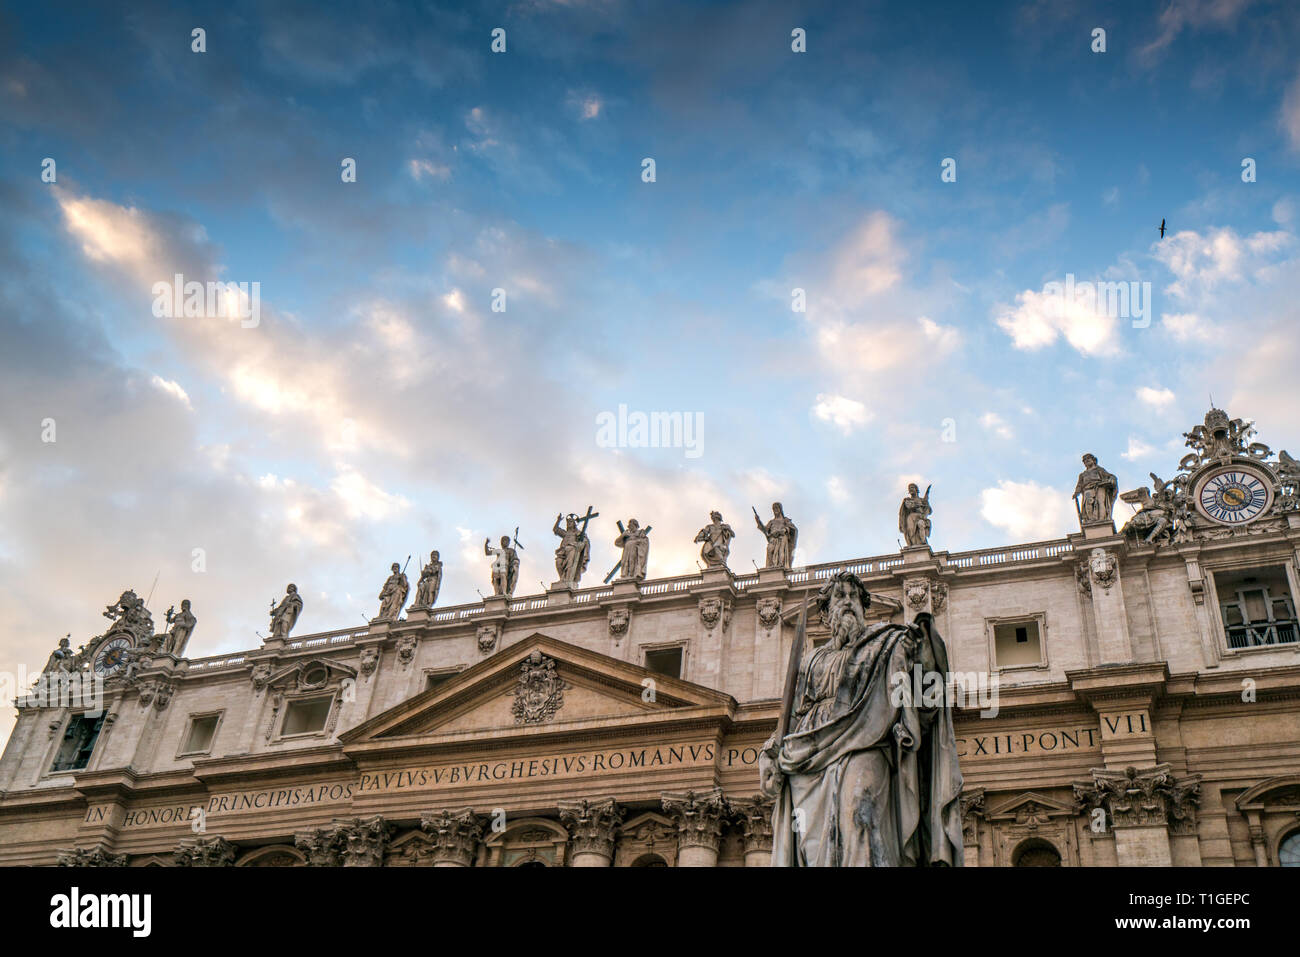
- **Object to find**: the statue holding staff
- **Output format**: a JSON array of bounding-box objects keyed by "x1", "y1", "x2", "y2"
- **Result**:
[{"x1": 754, "y1": 502, "x2": 798, "y2": 569}]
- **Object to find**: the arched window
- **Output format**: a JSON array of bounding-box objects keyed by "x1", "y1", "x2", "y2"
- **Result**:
[
  {"x1": 1012, "y1": 838, "x2": 1061, "y2": 867},
  {"x1": 1280, "y1": 831, "x2": 1300, "y2": 867},
  {"x1": 631, "y1": 853, "x2": 668, "y2": 867}
]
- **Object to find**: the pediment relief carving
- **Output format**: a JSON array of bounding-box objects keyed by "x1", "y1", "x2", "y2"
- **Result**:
[{"x1": 256, "y1": 657, "x2": 357, "y2": 695}]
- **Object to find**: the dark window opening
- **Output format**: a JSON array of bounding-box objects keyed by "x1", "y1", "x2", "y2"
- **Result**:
[
  {"x1": 644, "y1": 647, "x2": 683, "y2": 679},
  {"x1": 51, "y1": 714, "x2": 104, "y2": 772}
]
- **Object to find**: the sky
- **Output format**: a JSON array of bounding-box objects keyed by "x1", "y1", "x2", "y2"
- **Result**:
[{"x1": 3, "y1": 0, "x2": 1300, "y2": 747}]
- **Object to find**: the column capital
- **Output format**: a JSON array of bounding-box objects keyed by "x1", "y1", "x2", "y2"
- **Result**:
[
  {"x1": 1073, "y1": 764, "x2": 1201, "y2": 834},
  {"x1": 558, "y1": 797, "x2": 624, "y2": 860},
  {"x1": 662, "y1": 786, "x2": 726, "y2": 851},
  {"x1": 421, "y1": 808, "x2": 484, "y2": 867},
  {"x1": 294, "y1": 826, "x2": 343, "y2": 866},
  {"x1": 174, "y1": 835, "x2": 237, "y2": 867},
  {"x1": 56, "y1": 845, "x2": 127, "y2": 867},
  {"x1": 726, "y1": 795, "x2": 774, "y2": 855},
  {"x1": 334, "y1": 815, "x2": 393, "y2": 867}
]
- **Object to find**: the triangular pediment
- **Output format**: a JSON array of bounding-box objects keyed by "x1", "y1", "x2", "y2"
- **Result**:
[
  {"x1": 340, "y1": 634, "x2": 736, "y2": 751},
  {"x1": 986, "y1": 791, "x2": 1076, "y2": 821}
]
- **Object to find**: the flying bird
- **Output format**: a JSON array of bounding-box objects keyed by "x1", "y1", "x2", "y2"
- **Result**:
[{"x1": 1158, "y1": 218, "x2": 1166, "y2": 238}]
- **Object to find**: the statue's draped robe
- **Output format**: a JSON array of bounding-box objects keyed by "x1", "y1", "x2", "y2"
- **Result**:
[
  {"x1": 617, "y1": 531, "x2": 649, "y2": 579},
  {"x1": 378, "y1": 573, "x2": 409, "y2": 619},
  {"x1": 555, "y1": 529, "x2": 590, "y2": 582},
  {"x1": 764, "y1": 517, "x2": 797, "y2": 568},
  {"x1": 771, "y1": 621, "x2": 963, "y2": 867}
]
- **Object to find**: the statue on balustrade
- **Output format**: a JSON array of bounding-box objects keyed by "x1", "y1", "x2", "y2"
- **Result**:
[
  {"x1": 613, "y1": 519, "x2": 651, "y2": 581},
  {"x1": 376, "y1": 562, "x2": 410, "y2": 621},
  {"x1": 269, "y1": 584, "x2": 303, "y2": 641},
  {"x1": 411, "y1": 551, "x2": 443, "y2": 609},
  {"x1": 694, "y1": 511, "x2": 735, "y2": 569},
  {"x1": 163, "y1": 600, "x2": 197, "y2": 654},
  {"x1": 898, "y1": 484, "x2": 932, "y2": 547},
  {"x1": 485, "y1": 535, "x2": 520, "y2": 597},
  {"x1": 755, "y1": 502, "x2": 798, "y2": 569},
  {"x1": 1073, "y1": 453, "x2": 1118, "y2": 526}
]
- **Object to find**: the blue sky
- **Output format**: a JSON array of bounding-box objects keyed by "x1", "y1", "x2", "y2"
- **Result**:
[{"x1": 3, "y1": 0, "x2": 1300, "y2": 743}]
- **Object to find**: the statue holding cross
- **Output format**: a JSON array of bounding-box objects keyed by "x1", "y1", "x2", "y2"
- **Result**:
[{"x1": 553, "y1": 506, "x2": 599, "y2": 586}]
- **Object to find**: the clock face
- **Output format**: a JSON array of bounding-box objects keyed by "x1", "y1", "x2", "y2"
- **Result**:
[
  {"x1": 1195, "y1": 466, "x2": 1273, "y2": 525},
  {"x1": 93, "y1": 637, "x2": 132, "y2": 675}
]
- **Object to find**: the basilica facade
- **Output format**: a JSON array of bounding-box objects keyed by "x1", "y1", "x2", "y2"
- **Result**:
[{"x1": 3, "y1": 406, "x2": 1300, "y2": 868}]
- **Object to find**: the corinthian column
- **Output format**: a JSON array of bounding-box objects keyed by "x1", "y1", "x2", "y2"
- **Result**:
[
  {"x1": 173, "y1": 835, "x2": 237, "y2": 867},
  {"x1": 335, "y1": 815, "x2": 392, "y2": 867},
  {"x1": 421, "y1": 808, "x2": 484, "y2": 867},
  {"x1": 1073, "y1": 764, "x2": 1201, "y2": 866},
  {"x1": 558, "y1": 797, "x2": 623, "y2": 866},
  {"x1": 727, "y1": 795, "x2": 774, "y2": 866},
  {"x1": 662, "y1": 787, "x2": 725, "y2": 867}
]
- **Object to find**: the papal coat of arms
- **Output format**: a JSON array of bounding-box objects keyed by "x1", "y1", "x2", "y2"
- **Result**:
[{"x1": 512, "y1": 651, "x2": 565, "y2": 725}]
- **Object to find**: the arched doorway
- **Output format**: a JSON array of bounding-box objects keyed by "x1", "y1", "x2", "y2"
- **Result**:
[{"x1": 1012, "y1": 838, "x2": 1061, "y2": 867}]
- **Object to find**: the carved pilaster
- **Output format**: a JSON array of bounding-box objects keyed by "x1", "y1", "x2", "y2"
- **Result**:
[
  {"x1": 558, "y1": 797, "x2": 624, "y2": 865},
  {"x1": 662, "y1": 787, "x2": 725, "y2": 865},
  {"x1": 174, "y1": 835, "x2": 237, "y2": 867},
  {"x1": 960, "y1": 788, "x2": 986, "y2": 845},
  {"x1": 335, "y1": 815, "x2": 392, "y2": 867},
  {"x1": 420, "y1": 808, "x2": 484, "y2": 867},
  {"x1": 57, "y1": 845, "x2": 128, "y2": 867}
]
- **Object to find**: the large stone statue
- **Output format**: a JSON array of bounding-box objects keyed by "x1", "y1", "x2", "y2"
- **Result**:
[
  {"x1": 755, "y1": 502, "x2": 798, "y2": 569},
  {"x1": 411, "y1": 551, "x2": 443, "y2": 609},
  {"x1": 485, "y1": 535, "x2": 520, "y2": 597},
  {"x1": 1073, "y1": 453, "x2": 1118, "y2": 525},
  {"x1": 376, "y1": 562, "x2": 410, "y2": 621},
  {"x1": 760, "y1": 572, "x2": 963, "y2": 866},
  {"x1": 163, "y1": 600, "x2": 197, "y2": 655},
  {"x1": 269, "y1": 584, "x2": 303, "y2": 641},
  {"x1": 612, "y1": 519, "x2": 651, "y2": 581},
  {"x1": 694, "y1": 511, "x2": 735, "y2": 569},
  {"x1": 553, "y1": 508, "x2": 597, "y2": 585},
  {"x1": 43, "y1": 636, "x2": 74, "y2": 673},
  {"x1": 898, "y1": 484, "x2": 932, "y2": 547}
]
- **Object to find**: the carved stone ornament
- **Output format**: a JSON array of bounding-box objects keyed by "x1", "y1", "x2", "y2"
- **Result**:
[
  {"x1": 335, "y1": 815, "x2": 393, "y2": 867},
  {"x1": 756, "y1": 597, "x2": 782, "y2": 629},
  {"x1": 1088, "y1": 548, "x2": 1118, "y2": 592},
  {"x1": 260, "y1": 658, "x2": 357, "y2": 695},
  {"x1": 56, "y1": 845, "x2": 128, "y2": 867},
  {"x1": 727, "y1": 795, "x2": 775, "y2": 854},
  {"x1": 420, "y1": 808, "x2": 484, "y2": 867},
  {"x1": 661, "y1": 787, "x2": 726, "y2": 851},
  {"x1": 558, "y1": 798, "x2": 624, "y2": 859},
  {"x1": 905, "y1": 579, "x2": 930, "y2": 610},
  {"x1": 607, "y1": 606, "x2": 630, "y2": 641},
  {"x1": 1073, "y1": 764, "x2": 1201, "y2": 834},
  {"x1": 174, "y1": 835, "x2": 237, "y2": 867},
  {"x1": 396, "y1": 635, "x2": 417, "y2": 667},
  {"x1": 512, "y1": 651, "x2": 566, "y2": 725},
  {"x1": 250, "y1": 661, "x2": 274, "y2": 692},
  {"x1": 698, "y1": 596, "x2": 732, "y2": 631},
  {"x1": 960, "y1": 788, "x2": 986, "y2": 844},
  {"x1": 930, "y1": 581, "x2": 948, "y2": 613},
  {"x1": 1076, "y1": 562, "x2": 1092, "y2": 597},
  {"x1": 359, "y1": 646, "x2": 379, "y2": 677},
  {"x1": 294, "y1": 827, "x2": 343, "y2": 866},
  {"x1": 477, "y1": 622, "x2": 501, "y2": 655},
  {"x1": 137, "y1": 678, "x2": 175, "y2": 710}
]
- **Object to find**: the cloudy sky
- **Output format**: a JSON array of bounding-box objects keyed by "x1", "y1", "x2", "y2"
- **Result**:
[{"x1": 3, "y1": 0, "x2": 1300, "y2": 745}]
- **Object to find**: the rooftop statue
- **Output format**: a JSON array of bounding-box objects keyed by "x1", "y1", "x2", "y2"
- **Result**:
[
  {"x1": 694, "y1": 511, "x2": 735, "y2": 569},
  {"x1": 410, "y1": 551, "x2": 443, "y2": 609},
  {"x1": 898, "y1": 484, "x2": 932, "y2": 547},
  {"x1": 485, "y1": 534, "x2": 521, "y2": 597},
  {"x1": 269, "y1": 584, "x2": 303, "y2": 641},
  {"x1": 376, "y1": 561, "x2": 410, "y2": 621},
  {"x1": 1073, "y1": 453, "x2": 1118, "y2": 526},
  {"x1": 755, "y1": 502, "x2": 798, "y2": 570},
  {"x1": 553, "y1": 507, "x2": 598, "y2": 586}
]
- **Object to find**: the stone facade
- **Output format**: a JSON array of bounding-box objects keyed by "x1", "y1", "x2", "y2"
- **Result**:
[{"x1": 5, "y1": 410, "x2": 1300, "y2": 867}]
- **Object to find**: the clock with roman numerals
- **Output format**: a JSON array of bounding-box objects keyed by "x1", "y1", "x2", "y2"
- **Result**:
[{"x1": 1193, "y1": 465, "x2": 1273, "y2": 526}]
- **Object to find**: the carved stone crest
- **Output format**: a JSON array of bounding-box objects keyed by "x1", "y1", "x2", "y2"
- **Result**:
[
  {"x1": 1088, "y1": 548, "x2": 1117, "y2": 592},
  {"x1": 904, "y1": 580, "x2": 930, "y2": 610},
  {"x1": 698, "y1": 596, "x2": 732, "y2": 631},
  {"x1": 607, "y1": 607, "x2": 630, "y2": 641},
  {"x1": 137, "y1": 679, "x2": 174, "y2": 710},
  {"x1": 477, "y1": 622, "x2": 501, "y2": 655},
  {"x1": 512, "y1": 651, "x2": 565, "y2": 725},
  {"x1": 756, "y1": 597, "x2": 782, "y2": 629},
  {"x1": 359, "y1": 646, "x2": 379, "y2": 676},
  {"x1": 395, "y1": 635, "x2": 417, "y2": 667}
]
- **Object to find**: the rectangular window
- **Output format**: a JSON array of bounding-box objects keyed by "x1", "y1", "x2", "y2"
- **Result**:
[
  {"x1": 991, "y1": 617, "x2": 1045, "y2": 669},
  {"x1": 281, "y1": 696, "x2": 333, "y2": 736},
  {"x1": 1215, "y1": 565, "x2": 1298, "y2": 649},
  {"x1": 181, "y1": 713, "x2": 221, "y2": 755},
  {"x1": 644, "y1": 647, "x2": 683, "y2": 679},
  {"x1": 50, "y1": 714, "x2": 104, "y2": 772},
  {"x1": 425, "y1": 671, "x2": 457, "y2": 692}
]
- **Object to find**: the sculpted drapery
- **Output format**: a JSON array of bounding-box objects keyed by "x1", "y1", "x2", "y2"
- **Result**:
[{"x1": 761, "y1": 573, "x2": 963, "y2": 867}]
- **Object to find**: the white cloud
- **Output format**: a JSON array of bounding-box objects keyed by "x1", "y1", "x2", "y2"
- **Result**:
[
  {"x1": 409, "y1": 158, "x2": 451, "y2": 181},
  {"x1": 979, "y1": 480, "x2": 1077, "y2": 541},
  {"x1": 979, "y1": 412, "x2": 1013, "y2": 440},
  {"x1": 812, "y1": 393, "x2": 870, "y2": 434},
  {"x1": 826, "y1": 476, "x2": 850, "y2": 504},
  {"x1": 1121, "y1": 437, "x2": 1157, "y2": 461},
  {"x1": 994, "y1": 285, "x2": 1121, "y2": 356},
  {"x1": 149, "y1": 375, "x2": 192, "y2": 410},
  {"x1": 1136, "y1": 386, "x2": 1176, "y2": 408},
  {"x1": 1162, "y1": 312, "x2": 1215, "y2": 343},
  {"x1": 1154, "y1": 226, "x2": 1292, "y2": 300}
]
